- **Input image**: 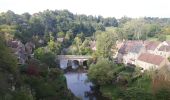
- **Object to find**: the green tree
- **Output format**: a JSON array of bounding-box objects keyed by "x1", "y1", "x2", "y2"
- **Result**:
[
  {"x1": 96, "y1": 31, "x2": 116, "y2": 58},
  {"x1": 47, "y1": 34, "x2": 61, "y2": 54},
  {"x1": 13, "y1": 87, "x2": 34, "y2": 100},
  {"x1": 88, "y1": 58, "x2": 115, "y2": 85},
  {"x1": 74, "y1": 36, "x2": 82, "y2": 54},
  {"x1": 0, "y1": 34, "x2": 17, "y2": 73},
  {"x1": 158, "y1": 34, "x2": 166, "y2": 41},
  {"x1": 34, "y1": 48, "x2": 56, "y2": 68},
  {"x1": 57, "y1": 31, "x2": 65, "y2": 38},
  {"x1": 0, "y1": 34, "x2": 18, "y2": 98}
]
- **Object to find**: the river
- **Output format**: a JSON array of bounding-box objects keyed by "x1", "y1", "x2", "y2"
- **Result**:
[
  {"x1": 65, "y1": 72, "x2": 94, "y2": 100},
  {"x1": 61, "y1": 60, "x2": 108, "y2": 100},
  {"x1": 65, "y1": 72, "x2": 109, "y2": 100}
]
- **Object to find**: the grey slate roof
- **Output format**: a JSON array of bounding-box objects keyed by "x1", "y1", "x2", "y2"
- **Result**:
[
  {"x1": 129, "y1": 44, "x2": 143, "y2": 53},
  {"x1": 118, "y1": 40, "x2": 144, "y2": 54}
]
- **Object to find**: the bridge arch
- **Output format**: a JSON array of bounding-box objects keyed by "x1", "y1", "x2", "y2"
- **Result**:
[{"x1": 57, "y1": 55, "x2": 92, "y2": 69}]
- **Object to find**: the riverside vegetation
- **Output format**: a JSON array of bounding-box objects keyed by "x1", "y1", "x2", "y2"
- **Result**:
[{"x1": 1, "y1": 10, "x2": 170, "y2": 100}]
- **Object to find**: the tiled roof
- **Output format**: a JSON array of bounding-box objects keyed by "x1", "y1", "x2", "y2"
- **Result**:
[
  {"x1": 138, "y1": 53, "x2": 165, "y2": 66},
  {"x1": 118, "y1": 40, "x2": 143, "y2": 54},
  {"x1": 158, "y1": 45, "x2": 170, "y2": 52},
  {"x1": 130, "y1": 44, "x2": 143, "y2": 53},
  {"x1": 145, "y1": 41, "x2": 160, "y2": 50}
]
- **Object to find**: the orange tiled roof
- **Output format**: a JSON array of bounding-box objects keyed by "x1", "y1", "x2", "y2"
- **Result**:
[
  {"x1": 145, "y1": 41, "x2": 160, "y2": 50},
  {"x1": 138, "y1": 53, "x2": 165, "y2": 66}
]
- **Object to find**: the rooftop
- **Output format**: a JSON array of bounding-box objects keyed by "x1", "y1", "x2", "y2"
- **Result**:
[
  {"x1": 118, "y1": 40, "x2": 143, "y2": 54},
  {"x1": 138, "y1": 53, "x2": 165, "y2": 66},
  {"x1": 145, "y1": 41, "x2": 160, "y2": 50},
  {"x1": 158, "y1": 45, "x2": 170, "y2": 52}
]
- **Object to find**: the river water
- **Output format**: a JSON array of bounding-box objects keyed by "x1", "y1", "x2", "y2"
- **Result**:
[
  {"x1": 65, "y1": 72, "x2": 95, "y2": 100},
  {"x1": 61, "y1": 60, "x2": 108, "y2": 100}
]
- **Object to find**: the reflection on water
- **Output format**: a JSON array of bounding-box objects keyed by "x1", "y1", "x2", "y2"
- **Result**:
[
  {"x1": 65, "y1": 73, "x2": 95, "y2": 100},
  {"x1": 60, "y1": 60, "x2": 79, "y2": 69},
  {"x1": 60, "y1": 60, "x2": 68, "y2": 69}
]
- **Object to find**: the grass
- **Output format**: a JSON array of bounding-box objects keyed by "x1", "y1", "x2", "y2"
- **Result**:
[
  {"x1": 148, "y1": 37, "x2": 158, "y2": 41},
  {"x1": 148, "y1": 35, "x2": 170, "y2": 41},
  {"x1": 166, "y1": 35, "x2": 170, "y2": 40},
  {"x1": 130, "y1": 74, "x2": 152, "y2": 92},
  {"x1": 100, "y1": 74, "x2": 152, "y2": 99},
  {"x1": 105, "y1": 27, "x2": 116, "y2": 33},
  {"x1": 100, "y1": 85, "x2": 123, "y2": 100}
]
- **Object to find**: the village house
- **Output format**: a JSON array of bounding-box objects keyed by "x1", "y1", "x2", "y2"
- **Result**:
[
  {"x1": 136, "y1": 53, "x2": 167, "y2": 70},
  {"x1": 115, "y1": 40, "x2": 170, "y2": 70},
  {"x1": 117, "y1": 40, "x2": 145, "y2": 64},
  {"x1": 154, "y1": 41, "x2": 170, "y2": 58},
  {"x1": 145, "y1": 41, "x2": 161, "y2": 54}
]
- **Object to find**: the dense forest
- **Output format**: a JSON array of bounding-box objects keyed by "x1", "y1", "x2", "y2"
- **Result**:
[
  {"x1": 1, "y1": 10, "x2": 170, "y2": 54},
  {"x1": 1, "y1": 9, "x2": 170, "y2": 100},
  {"x1": 0, "y1": 10, "x2": 117, "y2": 42}
]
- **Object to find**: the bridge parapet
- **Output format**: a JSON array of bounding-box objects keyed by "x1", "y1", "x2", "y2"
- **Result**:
[
  {"x1": 57, "y1": 55, "x2": 92, "y2": 69},
  {"x1": 57, "y1": 55, "x2": 92, "y2": 60}
]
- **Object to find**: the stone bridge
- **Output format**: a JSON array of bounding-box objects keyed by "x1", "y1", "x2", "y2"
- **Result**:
[{"x1": 57, "y1": 55, "x2": 92, "y2": 69}]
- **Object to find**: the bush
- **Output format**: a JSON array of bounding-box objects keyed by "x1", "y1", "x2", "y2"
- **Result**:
[
  {"x1": 158, "y1": 34, "x2": 166, "y2": 41},
  {"x1": 88, "y1": 58, "x2": 115, "y2": 85}
]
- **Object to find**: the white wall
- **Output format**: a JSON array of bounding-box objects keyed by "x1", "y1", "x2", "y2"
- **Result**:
[{"x1": 136, "y1": 60, "x2": 158, "y2": 70}]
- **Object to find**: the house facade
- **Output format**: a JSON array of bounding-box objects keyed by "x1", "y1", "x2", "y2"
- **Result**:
[
  {"x1": 136, "y1": 53, "x2": 167, "y2": 70},
  {"x1": 116, "y1": 40, "x2": 170, "y2": 70},
  {"x1": 117, "y1": 40, "x2": 145, "y2": 64},
  {"x1": 154, "y1": 41, "x2": 170, "y2": 58},
  {"x1": 145, "y1": 41, "x2": 161, "y2": 54}
]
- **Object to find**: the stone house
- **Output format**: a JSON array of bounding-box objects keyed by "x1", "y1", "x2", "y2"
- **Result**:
[
  {"x1": 117, "y1": 41, "x2": 145, "y2": 64},
  {"x1": 145, "y1": 41, "x2": 161, "y2": 54},
  {"x1": 136, "y1": 53, "x2": 167, "y2": 70},
  {"x1": 154, "y1": 41, "x2": 170, "y2": 58}
]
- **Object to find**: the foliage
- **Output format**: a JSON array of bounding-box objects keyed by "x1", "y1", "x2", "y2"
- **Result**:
[
  {"x1": 99, "y1": 65, "x2": 170, "y2": 100},
  {"x1": 116, "y1": 18, "x2": 162, "y2": 40},
  {"x1": 0, "y1": 10, "x2": 118, "y2": 44},
  {"x1": 168, "y1": 57, "x2": 170, "y2": 62},
  {"x1": 0, "y1": 34, "x2": 17, "y2": 73},
  {"x1": 13, "y1": 87, "x2": 34, "y2": 100},
  {"x1": 88, "y1": 58, "x2": 122, "y2": 85},
  {"x1": 158, "y1": 34, "x2": 166, "y2": 41},
  {"x1": 96, "y1": 31, "x2": 116, "y2": 58},
  {"x1": 19, "y1": 59, "x2": 77, "y2": 100},
  {"x1": 34, "y1": 47, "x2": 56, "y2": 68},
  {"x1": 122, "y1": 87, "x2": 153, "y2": 100},
  {"x1": 155, "y1": 88, "x2": 170, "y2": 100},
  {"x1": 57, "y1": 31, "x2": 65, "y2": 38}
]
